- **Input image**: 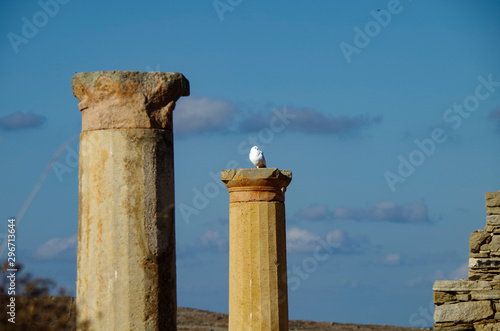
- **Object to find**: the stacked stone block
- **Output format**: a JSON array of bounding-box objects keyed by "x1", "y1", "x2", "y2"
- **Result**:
[{"x1": 434, "y1": 192, "x2": 500, "y2": 330}]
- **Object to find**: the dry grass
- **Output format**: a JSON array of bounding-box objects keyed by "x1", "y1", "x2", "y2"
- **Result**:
[{"x1": 0, "y1": 261, "x2": 88, "y2": 331}]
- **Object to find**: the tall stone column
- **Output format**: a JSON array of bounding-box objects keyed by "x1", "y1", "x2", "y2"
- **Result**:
[
  {"x1": 221, "y1": 168, "x2": 292, "y2": 331},
  {"x1": 71, "y1": 71, "x2": 189, "y2": 330}
]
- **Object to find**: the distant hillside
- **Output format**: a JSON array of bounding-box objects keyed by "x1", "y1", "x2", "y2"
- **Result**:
[
  {"x1": 177, "y1": 307, "x2": 432, "y2": 331},
  {"x1": 0, "y1": 295, "x2": 431, "y2": 330}
]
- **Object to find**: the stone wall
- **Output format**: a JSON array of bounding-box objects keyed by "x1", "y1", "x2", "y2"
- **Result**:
[{"x1": 434, "y1": 192, "x2": 500, "y2": 330}]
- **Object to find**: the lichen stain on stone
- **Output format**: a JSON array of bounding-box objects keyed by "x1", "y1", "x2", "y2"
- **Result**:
[
  {"x1": 76, "y1": 121, "x2": 179, "y2": 328},
  {"x1": 143, "y1": 258, "x2": 160, "y2": 318},
  {"x1": 94, "y1": 172, "x2": 103, "y2": 246},
  {"x1": 101, "y1": 149, "x2": 108, "y2": 166},
  {"x1": 72, "y1": 71, "x2": 189, "y2": 131},
  {"x1": 121, "y1": 137, "x2": 150, "y2": 262},
  {"x1": 96, "y1": 217, "x2": 103, "y2": 245}
]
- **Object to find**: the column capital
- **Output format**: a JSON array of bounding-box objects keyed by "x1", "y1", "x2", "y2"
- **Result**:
[
  {"x1": 71, "y1": 71, "x2": 190, "y2": 132},
  {"x1": 221, "y1": 168, "x2": 292, "y2": 202}
]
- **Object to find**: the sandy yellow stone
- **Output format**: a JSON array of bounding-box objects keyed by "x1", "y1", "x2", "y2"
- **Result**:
[
  {"x1": 223, "y1": 168, "x2": 292, "y2": 331},
  {"x1": 73, "y1": 71, "x2": 189, "y2": 331}
]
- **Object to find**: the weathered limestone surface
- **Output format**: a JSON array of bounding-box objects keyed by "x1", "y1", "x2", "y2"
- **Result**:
[
  {"x1": 471, "y1": 291, "x2": 500, "y2": 300},
  {"x1": 72, "y1": 71, "x2": 189, "y2": 132},
  {"x1": 470, "y1": 258, "x2": 500, "y2": 269},
  {"x1": 434, "y1": 192, "x2": 500, "y2": 330},
  {"x1": 490, "y1": 236, "x2": 500, "y2": 252},
  {"x1": 434, "y1": 301, "x2": 493, "y2": 323},
  {"x1": 474, "y1": 323, "x2": 500, "y2": 331},
  {"x1": 73, "y1": 71, "x2": 189, "y2": 331},
  {"x1": 433, "y1": 281, "x2": 492, "y2": 292},
  {"x1": 78, "y1": 130, "x2": 176, "y2": 330},
  {"x1": 487, "y1": 216, "x2": 500, "y2": 226},
  {"x1": 222, "y1": 168, "x2": 292, "y2": 331},
  {"x1": 471, "y1": 231, "x2": 491, "y2": 253},
  {"x1": 222, "y1": 168, "x2": 292, "y2": 203},
  {"x1": 486, "y1": 192, "x2": 500, "y2": 215},
  {"x1": 433, "y1": 326, "x2": 475, "y2": 331},
  {"x1": 457, "y1": 294, "x2": 471, "y2": 301},
  {"x1": 434, "y1": 291, "x2": 457, "y2": 305}
]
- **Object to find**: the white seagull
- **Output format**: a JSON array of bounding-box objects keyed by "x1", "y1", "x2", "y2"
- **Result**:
[{"x1": 249, "y1": 146, "x2": 266, "y2": 168}]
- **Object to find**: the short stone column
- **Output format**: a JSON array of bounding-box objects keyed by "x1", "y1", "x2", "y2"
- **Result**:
[
  {"x1": 71, "y1": 71, "x2": 189, "y2": 330},
  {"x1": 221, "y1": 168, "x2": 292, "y2": 331}
]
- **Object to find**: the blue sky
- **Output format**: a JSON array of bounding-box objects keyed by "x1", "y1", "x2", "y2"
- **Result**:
[{"x1": 1, "y1": 0, "x2": 500, "y2": 327}]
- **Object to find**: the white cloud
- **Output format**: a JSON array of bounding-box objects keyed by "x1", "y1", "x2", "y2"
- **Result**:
[
  {"x1": 34, "y1": 234, "x2": 77, "y2": 260},
  {"x1": 326, "y1": 229, "x2": 344, "y2": 247},
  {"x1": 296, "y1": 200, "x2": 431, "y2": 224},
  {"x1": 0, "y1": 111, "x2": 46, "y2": 131},
  {"x1": 286, "y1": 228, "x2": 320, "y2": 253},
  {"x1": 238, "y1": 107, "x2": 381, "y2": 136},
  {"x1": 332, "y1": 200, "x2": 430, "y2": 223},
  {"x1": 296, "y1": 204, "x2": 330, "y2": 220},
  {"x1": 405, "y1": 261, "x2": 468, "y2": 287},
  {"x1": 287, "y1": 227, "x2": 368, "y2": 254},
  {"x1": 405, "y1": 276, "x2": 427, "y2": 288},
  {"x1": 174, "y1": 96, "x2": 237, "y2": 135},
  {"x1": 447, "y1": 262, "x2": 468, "y2": 280},
  {"x1": 380, "y1": 253, "x2": 402, "y2": 266},
  {"x1": 178, "y1": 230, "x2": 229, "y2": 257},
  {"x1": 174, "y1": 98, "x2": 382, "y2": 139},
  {"x1": 199, "y1": 230, "x2": 227, "y2": 252}
]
